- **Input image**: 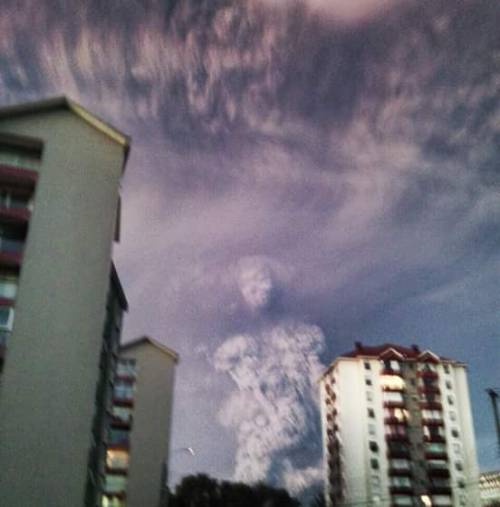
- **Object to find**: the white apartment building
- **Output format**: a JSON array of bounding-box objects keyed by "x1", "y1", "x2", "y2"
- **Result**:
[{"x1": 320, "y1": 343, "x2": 481, "y2": 507}]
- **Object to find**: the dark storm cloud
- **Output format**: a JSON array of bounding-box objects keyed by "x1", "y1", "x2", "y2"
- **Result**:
[{"x1": 1, "y1": 0, "x2": 499, "y2": 492}]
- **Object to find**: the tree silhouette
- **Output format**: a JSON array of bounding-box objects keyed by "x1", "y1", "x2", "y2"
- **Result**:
[{"x1": 167, "y1": 474, "x2": 301, "y2": 507}]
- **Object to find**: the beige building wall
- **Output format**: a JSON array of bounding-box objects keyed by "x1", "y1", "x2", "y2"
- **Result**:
[
  {"x1": 0, "y1": 106, "x2": 126, "y2": 506},
  {"x1": 121, "y1": 339, "x2": 177, "y2": 507}
]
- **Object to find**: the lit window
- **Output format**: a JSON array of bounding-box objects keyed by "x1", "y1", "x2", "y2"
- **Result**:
[
  {"x1": 380, "y1": 375, "x2": 405, "y2": 390},
  {"x1": 106, "y1": 450, "x2": 129, "y2": 470}
]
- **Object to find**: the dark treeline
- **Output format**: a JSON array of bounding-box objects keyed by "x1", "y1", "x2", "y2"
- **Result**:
[{"x1": 167, "y1": 474, "x2": 304, "y2": 507}]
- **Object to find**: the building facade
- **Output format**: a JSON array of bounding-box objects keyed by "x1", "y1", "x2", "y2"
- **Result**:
[
  {"x1": 0, "y1": 97, "x2": 129, "y2": 507},
  {"x1": 480, "y1": 471, "x2": 500, "y2": 506},
  {"x1": 102, "y1": 337, "x2": 178, "y2": 507},
  {"x1": 320, "y1": 343, "x2": 481, "y2": 507}
]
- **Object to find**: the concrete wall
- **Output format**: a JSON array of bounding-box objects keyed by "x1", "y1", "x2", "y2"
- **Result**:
[
  {"x1": 0, "y1": 110, "x2": 124, "y2": 507},
  {"x1": 121, "y1": 343, "x2": 176, "y2": 507}
]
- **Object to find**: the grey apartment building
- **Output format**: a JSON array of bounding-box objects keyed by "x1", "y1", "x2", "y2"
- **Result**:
[
  {"x1": 104, "y1": 337, "x2": 178, "y2": 507},
  {"x1": 0, "y1": 97, "x2": 129, "y2": 507}
]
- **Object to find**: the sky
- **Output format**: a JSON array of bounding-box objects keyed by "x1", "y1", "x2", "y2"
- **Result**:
[{"x1": 1, "y1": 0, "x2": 499, "y2": 497}]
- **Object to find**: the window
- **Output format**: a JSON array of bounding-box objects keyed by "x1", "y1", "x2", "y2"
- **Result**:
[
  {"x1": 0, "y1": 306, "x2": 14, "y2": 331},
  {"x1": 108, "y1": 429, "x2": 129, "y2": 447},
  {"x1": 392, "y1": 495, "x2": 413, "y2": 506},
  {"x1": 455, "y1": 462, "x2": 463, "y2": 472},
  {"x1": 383, "y1": 391, "x2": 404, "y2": 403},
  {"x1": 452, "y1": 443, "x2": 461, "y2": 455},
  {"x1": 106, "y1": 450, "x2": 129, "y2": 470},
  {"x1": 116, "y1": 358, "x2": 137, "y2": 377},
  {"x1": 447, "y1": 395, "x2": 454, "y2": 405},
  {"x1": 449, "y1": 411, "x2": 456, "y2": 422},
  {"x1": 425, "y1": 442, "x2": 446, "y2": 454},
  {"x1": 443, "y1": 364, "x2": 450, "y2": 374},
  {"x1": 451, "y1": 429, "x2": 460, "y2": 439},
  {"x1": 364, "y1": 361, "x2": 371, "y2": 370},
  {"x1": 111, "y1": 406, "x2": 133, "y2": 424},
  {"x1": 390, "y1": 476, "x2": 411, "y2": 487},
  {"x1": 445, "y1": 381, "x2": 452, "y2": 390},
  {"x1": 366, "y1": 391, "x2": 373, "y2": 402},
  {"x1": 368, "y1": 423, "x2": 376, "y2": 436},
  {"x1": 390, "y1": 459, "x2": 410, "y2": 470},
  {"x1": 0, "y1": 277, "x2": 17, "y2": 299},
  {"x1": 103, "y1": 474, "x2": 127, "y2": 494},
  {"x1": 369, "y1": 441, "x2": 379, "y2": 453},
  {"x1": 427, "y1": 459, "x2": 448, "y2": 470},
  {"x1": 113, "y1": 381, "x2": 134, "y2": 401},
  {"x1": 370, "y1": 458, "x2": 379, "y2": 470},
  {"x1": 368, "y1": 408, "x2": 375, "y2": 418},
  {"x1": 365, "y1": 377, "x2": 372, "y2": 386}
]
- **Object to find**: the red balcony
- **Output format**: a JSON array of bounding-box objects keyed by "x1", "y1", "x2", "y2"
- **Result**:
[
  {"x1": 425, "y1": 452, "x2": 448, "y2": 460},
  {"x1": 420, "y1": 401, "x2": 442, "y2": 410},
  {"x1": 429, "y1": 486, "x2": 452, "y2": 495},
  {"x1": 388, "y1": 467, "x2": 412, "y2": 476},
  {"x1": 105, "y1": 466, "x2": 129, "y2": 476},
  {"x1": 427, "y1": 468, "x2": 450, "y2": 478},
  {"x1": 0, "y1": 164, "x2": 38, "y2": 188},
  {"x1": 384, "y1": 417, "x2": 408, "y2": 425},
  {"x1": 0, "y1": 250, "x2": 22, "y2": 268},
  {"x1": 387, "y1": 449, "x2": 411, "y2": 459},
  {"x1": 110, "y1": 417, "x2": 133, "y2": 430},
  {"x1": 381, "y1": 367, "x2": 403, "y2": 377},
  {"x1": 383, "y1": 401, "x2": 405, "y2": 409},
  {"x1": 112, "y1": 397, "x2": 134, "y2": 408},
  {"x1": 424, "y1": 435, "x2": 446, "y2": 443},
  {"x1": 418, "y1": 386, "x2": 440, "y2": 394},
  {"x1": 390, "y1": 486, "x2": 413, "y2": 495},
  {"x1": 0, "y1": 206, "x2": 30, "y2": 225},
  {"x1": 417, "y1": 370, "x2": 438, "y2": 379},
  {"x1": 423, "y1": 420, "x2": 444, "y2": 428},
  {"x1": 386, "y1": 433, "x2": 409, "y2": 442}
]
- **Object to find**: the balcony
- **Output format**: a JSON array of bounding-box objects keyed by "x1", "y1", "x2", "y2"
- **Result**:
[
  {"x1": 0, "y1": 206, "x2": 30, "y2": 225},
  {"x1": 381, "y1": 367, "x2": 403, "y2": 377},
  {"x1": 429, "y1": 485, "x2": 452, "y2": 495},
  {"x1": 420, "y1": 401, "x2": 442, "y2": 410},
  {"x1": 384, "y1": 417, "x2": 408, "y2": 425},
  {"x1": 0, "y1": 164, "x2": 38, "y2": 187},
  {"x1": 389, "y1": 486, "x2": 413, "y2": 495},
  {"x1": 417, "y1": 369, "x2": 438, "y2": 379},
  {"x1": 388, "y1": 461, "x2": 412, "y2": 476},
  {"x1": 422, "y1": 417, "x2": 444, "y2": 426},
  {"x1": 418, "y1": 385, "x2": 441, "y2": 394}
]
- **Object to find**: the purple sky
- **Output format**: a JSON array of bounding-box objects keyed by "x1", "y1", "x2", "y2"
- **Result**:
[{"x1": 1, "y1": 0, "x2": 499, "y2": 496}]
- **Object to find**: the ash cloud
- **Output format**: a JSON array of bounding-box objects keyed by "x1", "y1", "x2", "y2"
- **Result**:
[{"x1": 0, "y1": 0, "x2": 499, "y2": 491}]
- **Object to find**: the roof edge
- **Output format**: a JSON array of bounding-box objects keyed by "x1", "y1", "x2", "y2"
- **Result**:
[
  {"x1": 121, "y1": 336, "x2": 179, "y2": 363},
  {"x1": 0, "y1": 96, "x2": 130, "y2": 172}
]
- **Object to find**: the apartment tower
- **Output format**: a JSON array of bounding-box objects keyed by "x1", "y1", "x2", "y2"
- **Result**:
[
  {"x1": 102, "y1": 337, "x2": 178, "y2": 507},
  {"x1": 0, "y1": 97, "x2": 129, "y2": 507},
  {"x1": 320, "y1": 343, "x2": 480, "y2": 507}
]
